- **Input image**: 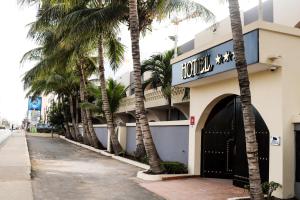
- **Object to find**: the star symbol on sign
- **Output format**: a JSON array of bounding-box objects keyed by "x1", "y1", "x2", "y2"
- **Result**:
[
  {"x1": 224, "y1": 51, "x2": 230, "y2": 62},
  {"x1": 215, "y1": 54, "x2": 224, "y2": 65}
]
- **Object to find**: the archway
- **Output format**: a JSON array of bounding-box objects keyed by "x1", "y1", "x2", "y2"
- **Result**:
[{"x1": 201, "y1": 95, "x2": 269, "y2": 187}]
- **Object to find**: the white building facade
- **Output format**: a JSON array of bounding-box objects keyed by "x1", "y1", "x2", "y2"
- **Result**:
[{"x1": 171, "y1": 0, "x2": 300, "y2": 199}]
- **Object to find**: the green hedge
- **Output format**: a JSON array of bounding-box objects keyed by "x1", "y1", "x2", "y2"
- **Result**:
[{"x1": 161, "y1": 161, "x2": 188, "y2": 174}]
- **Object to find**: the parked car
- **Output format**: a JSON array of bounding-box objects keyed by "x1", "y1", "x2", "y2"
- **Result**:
[{"x1": 36, "y1": 123, "x2": 53, "y2": 133}]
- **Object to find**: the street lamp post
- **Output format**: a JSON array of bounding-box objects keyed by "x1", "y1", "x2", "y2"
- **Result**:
[
  {"x1": 168, "y1": 35, "x2": 178, "y2": 57},
  {"x1": 258, "y1": 0, "x2": 263, "y2": 21}
]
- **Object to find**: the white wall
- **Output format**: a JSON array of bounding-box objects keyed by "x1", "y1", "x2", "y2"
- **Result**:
[
  {"x1": 273, "y1": 0, "x2": 300, "y2": 27},
  {"x1": 194, "y1": 18, "x2": 233, "y2": 50},
  {"x1": 178, "y1": 23, "x2": 300, "y2": 199},
  {"x1": 116, "y1": 72, "x2": 131, "y2": 96}
]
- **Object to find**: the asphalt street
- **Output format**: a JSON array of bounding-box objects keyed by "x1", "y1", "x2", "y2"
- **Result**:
[{"x1": 27, "y1": 134, "x2": 163, "y2": 200}]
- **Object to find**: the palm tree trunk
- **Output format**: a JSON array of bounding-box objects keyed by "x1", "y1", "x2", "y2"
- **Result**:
[
  {"x1": 75, "y1": 94, "x2": 79, "y2": 125},
  {"x1": 86, "y1": 109, "x2": 102, "y2": 149},
  {"x1": 228, "y1": 0, "x2": 263, "y2": 199},
  {"x1": 61, "y1": 95, "x2": 77, "y2": 141},
  {"x1": 168, "y1": 97, "x2": 172, "y2": 121},
  {"x1": 135, "y1": 114, "x2": 146, "y2": 159},
  {"x1": 61, "y1": 103, "x2": 74, "y2": 140},
  {"x1": 69, "y1": 95, "x2": 82, "y2": 142},
  {"x1": 128, "y1": 0, "x2": 164, "y2": 174},
  {"x1": 98, "y1": 36, "x2": 123, "y2": 155},
  {"x1": 78, "y1": 67, "x2": 93, "y2": 145},
  {"x1": 79, "y1": 63, "x2": 103, "y2": 149},
  {"x1": 64, "y1": 123, "x2": 72, "y2": 139},
  {"x1": 80, "y1": 107, "x2": 91, "y2": 145},
  {"x1": 59, "y1": 95, "x2": 71, "y2": 139},
  {"x1": 75, "y1": 94, "x2": 84, "y2": 142}
]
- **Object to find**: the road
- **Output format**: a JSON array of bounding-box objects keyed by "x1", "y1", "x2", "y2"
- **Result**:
[
  {"x1": 0, "y1": 129, "x2": 11, "y2": 145},
  {"x1": 26, "y1": 134, "x2": 163, "y2": 200}
]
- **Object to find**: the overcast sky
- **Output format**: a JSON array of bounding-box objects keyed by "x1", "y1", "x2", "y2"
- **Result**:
[{"x1": 0, "y1": 0, "x2": 260, "y2": 124}]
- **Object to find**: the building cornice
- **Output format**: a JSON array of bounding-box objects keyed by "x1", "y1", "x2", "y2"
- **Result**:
[{"x1": 171, "y1": 21, "x2": 300, "y2": 65}]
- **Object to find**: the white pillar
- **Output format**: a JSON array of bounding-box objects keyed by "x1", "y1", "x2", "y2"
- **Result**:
[{"x1": 118, "y1": 125, "x2": 127, "y2": 150}]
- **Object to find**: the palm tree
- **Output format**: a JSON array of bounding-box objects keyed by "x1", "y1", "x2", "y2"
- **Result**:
[
  {"x1": 227, "y1": 0, "x2": 263, "y2": 199},
  {"x1": 23, "y1": 65, "x2": 82, "y2": 141},
  {"x1": 78, "y1": 57, "x2": 104, "y2": 148},
  {"x1": 128, "y1": 0, "x2": 214, "y2": 173},
  {"x1": 21, "y1": 14, "x2": 103, "y2": 148},
  {"x1": 85, "y1": 78, "x2": 127, "y2": 122},
  {"x1": 50, "y1": 0, "x2": 126, "y2": 154},
  {"x1": 141, "y1": 50, "x2": 174, "y2": 121},
  {"x1": 97, "y1": 34, "x2": 124, "y2": 154},
  {"x1": 128, "y1": 0, "x2": 163, "y2": 173},
  {"x1": 47, "y1": 68, "x2": 83, "y2": 142},
  {"x1": 43, "y1": 0, "x2": 215, "y2": 168},
  {"x1": 21, "y1": 0, "x2": 214, "y2": 171}
]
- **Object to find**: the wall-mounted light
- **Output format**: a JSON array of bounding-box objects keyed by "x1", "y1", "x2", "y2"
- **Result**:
[{"x1": 267, "y1": 55, "x2": 282, "y2": 71}]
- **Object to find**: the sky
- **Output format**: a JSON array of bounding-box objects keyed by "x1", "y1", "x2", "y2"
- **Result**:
[{"x1": 0, "y1": 0, "x2": 261, "y2": 124}]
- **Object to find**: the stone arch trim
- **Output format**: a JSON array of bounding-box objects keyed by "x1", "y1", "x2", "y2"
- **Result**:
[
  {"x1": 173, "y1": 104, "x2": 190, "y2": 119},
  {"x1": 193, "y1": 93, "x2": 237, "y2": 175},
  {"x1": 114, "y1": 112, "x2": 136, "y2": 124},
  {"x1": 146, "y1": 109, "x2": 161, "y2": 122},
  {"x1": 126, "y1": 112, "x2": 136, "y2": 119},
  {"x1": 193, "y1": 93, "x2": 270, "y2": 177},
  {"x1": 195, "y1": 93, "x2": 236, "y2": 134}
]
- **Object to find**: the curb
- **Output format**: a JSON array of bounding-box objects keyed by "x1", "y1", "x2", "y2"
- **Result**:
[
  {"x1": 60, "y1": 136, "x2": 196, "y2": 182},
  {"x1": 60, "y1": 136, "x2": 150, "y2": 170},
  {"x1": 59, "y1": 136, "x2": 113, "y2": 157},
  {"x1": 227, "y1": 195, "x2": 267, "y2": 200},
  {"x1": 23, "y1": 132, "x2": 32, "y2": 180},
  {"x1": 112, "y1": 155, "x2": 150, "y2": 170}
]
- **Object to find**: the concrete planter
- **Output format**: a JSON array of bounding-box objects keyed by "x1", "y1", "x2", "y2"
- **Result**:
[{"x1": 137, "y1": 170, "x2": 193, "y2": 181}]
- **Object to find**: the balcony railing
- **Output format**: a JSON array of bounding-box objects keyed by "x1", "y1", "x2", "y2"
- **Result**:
[{"x1": 116, "y1": 87, "x2": 189, "y2": 113}]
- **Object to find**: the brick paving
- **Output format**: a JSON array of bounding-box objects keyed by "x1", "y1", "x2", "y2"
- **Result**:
[{"x1": 139, "y1": 177, "x2": 249, "y2": 200}]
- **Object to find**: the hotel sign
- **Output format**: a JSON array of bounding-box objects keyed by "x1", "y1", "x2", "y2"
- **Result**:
[{"x1": 172, "y1": 30, "x2": 259, "y2": 86}]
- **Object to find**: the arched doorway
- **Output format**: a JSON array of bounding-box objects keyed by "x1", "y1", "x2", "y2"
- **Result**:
[{"x1": 201, "y1": 95, "x2": 269, "y2": 187}]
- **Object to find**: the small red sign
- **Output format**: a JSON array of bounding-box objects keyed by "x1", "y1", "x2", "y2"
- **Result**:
[{"x1": 190, "y1": 116, "x2": 195, "y2": 125}]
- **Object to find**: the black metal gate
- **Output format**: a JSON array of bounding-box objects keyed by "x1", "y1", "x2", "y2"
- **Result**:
[{"x1": 201, "y1": 95, "x2": 269, "y2": 187}]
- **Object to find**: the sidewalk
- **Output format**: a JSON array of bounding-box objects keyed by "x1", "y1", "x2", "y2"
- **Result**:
[
  {"x1": 0, "y1": 131, "x2": 33, "y2": 200},
  {"x1": 139, "y1": 178, "x2": 248, "y2": 200}
]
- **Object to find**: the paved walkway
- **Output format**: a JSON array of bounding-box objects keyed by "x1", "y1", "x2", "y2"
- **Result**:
[
  {"x1": 27, "y1": 133, "x2": 163, "y2": 200},
  {"x1": 0, "y1": 131, "x2": 33, "y2": 200},
  {"x1": 140, "y1": 178, "x2": 249, "y2": 200}
]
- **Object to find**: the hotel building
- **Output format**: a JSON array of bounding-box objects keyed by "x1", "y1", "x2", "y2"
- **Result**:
[{"x1": 115, "y1": 0, "x2": 300, "y2": 198}]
